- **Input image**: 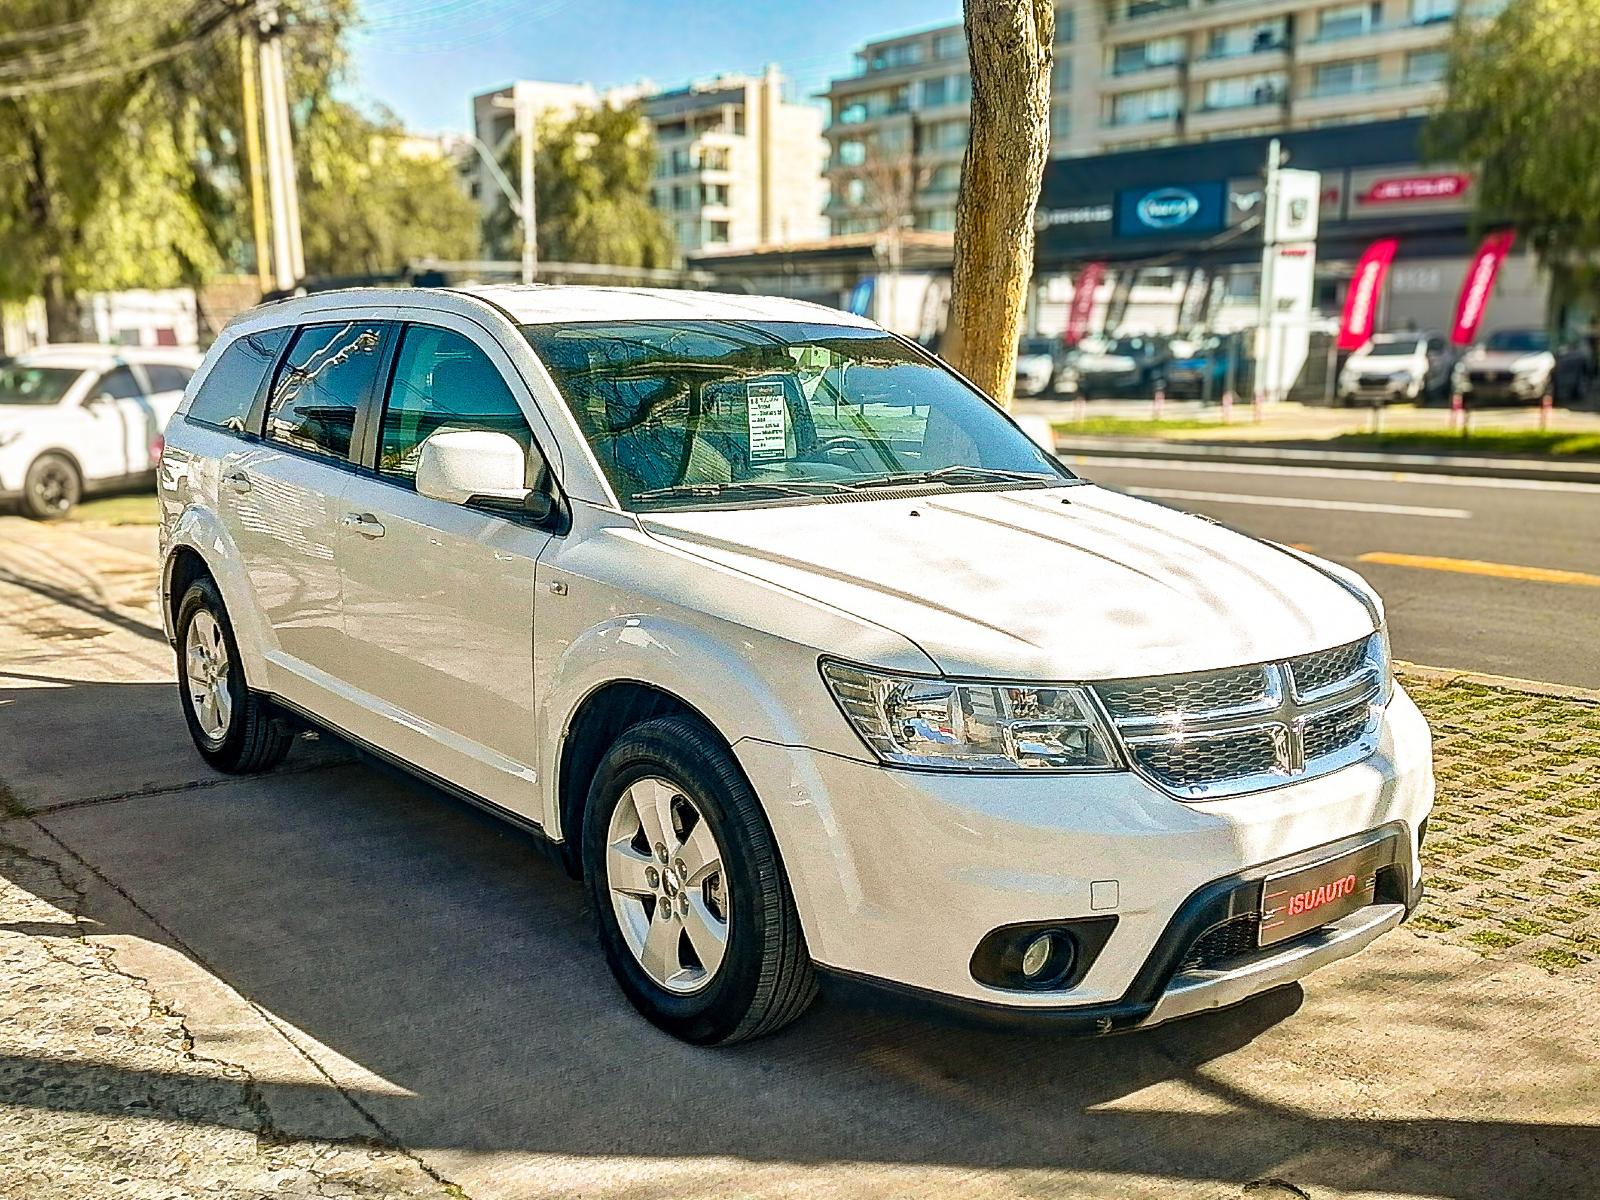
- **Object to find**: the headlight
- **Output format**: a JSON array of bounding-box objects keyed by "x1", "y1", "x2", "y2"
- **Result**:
[
  {"x1": 1372, "y1": 624, "x2": 1394, "y2": 705},
  {"x1": 821, "y1": 661, "x2": 1118, "y2": 771}
]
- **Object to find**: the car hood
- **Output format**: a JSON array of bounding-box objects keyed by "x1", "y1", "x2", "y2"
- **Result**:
[
  {"x1": 1015, "y1": 353, "x2": 1054, "y2": 373},
  {"x1": 1075, "y1": 353, "x2": 1138, "y2": 372},
  {"x1": 1469, "y1": 350, "x2": 1552, "y2": 371},
  {"x1": 638, "y1": 485, "x2": 1374, "y2": 680},
  {"x1": 0, "y1": 403, "x2": 61, "y2": 427},
  {"x1": 1345, "y1": 354, "x2": 1421, "y2": 374}
]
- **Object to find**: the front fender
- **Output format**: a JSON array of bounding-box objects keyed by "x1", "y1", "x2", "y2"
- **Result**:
[{"x1": 162, "y1": 505, "x2": 274, "y2": 689}]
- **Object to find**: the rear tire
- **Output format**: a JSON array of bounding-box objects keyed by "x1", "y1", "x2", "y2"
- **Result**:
[
  {"x1": 175, "y1": 578, "x2": 292, "y2": 774},
  {"x1": 20, "y1": 453, "x2": 81, "y2": 520},
  {"x1": 582, "y1": 714, "x2": 815, "y2": 1045}
]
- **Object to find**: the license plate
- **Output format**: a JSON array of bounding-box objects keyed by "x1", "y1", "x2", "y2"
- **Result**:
[{"x1": 1259, "y1": 844, "x2": 1382, "y2": 948}]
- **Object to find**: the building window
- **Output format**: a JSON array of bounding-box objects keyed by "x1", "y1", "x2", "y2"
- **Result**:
[
  {"x1": 701, "y1": 182, "x2": 730, "y2": 207},
  {"x1": 1052, "y1": 59, "x2": 1074, "y2": 91},
  {"x1": 933, "y1": 30, "x2": 964, "y2": 59},
  {"x1": 1051, "y1": 104, "x2": 1073, "y2": 139},
  {"x1": 1109, "y1": 86, "x2": 1180, "y2": 125},
  {"x1": 1205, "y1": 19, "x2": 1287, "y2": 58},
  {"x1": 1125, "y1": 0, "x2": 1188, "y2": 19},
  {"x1": 919, "y1": 208, "x2": 957, "y2": 232},
  {"x1": 1311, "y1": 56, "x2": 1381, "y2": 95},
  {"x1": 707, "y1": 220, "x2": 730, "y2": 244},
  {"x1": 1410, "y1": 0, "x2": 1456, "y2": 22},
  {"x1": 1055, "y1": 6, "x2": 1075, "y2": 43},
  {"x1": 867, "y1": 41, "x2": 923, "y2": 71},
  {"x1": 1203, "y1": 72, "x2": 1286, "y2": 110},
  {"x1": 922, "y1": 119, "x2": 969, "y2": 152},
  {"x1": 700, "y1": 146, "x2": 730, "y2": 171},
  {"x1": 921, "y1": 76, "x2": 948, "y2": 108},
  {"x1": 1317, "y1": 2, "x2": 1384, "y2": 40},
  {"x1": 1111, "y1": 36, "x2": 1184, "y2": 75},
  {"x1": 669, "y1": 147, "x2": 692, "y2": 174},
  {"x1": 835, "y1": 139, "x2": 867, "y2": 167},
  {"x1": 924, "y1": 162, "x2": 961, "y2": 193},
  {"x1": 844, "y1": 177, "x2": 868, "y2": 206},
  {"x1": 1405, "y1": 48, "x2": 1449, "y2": 82}
]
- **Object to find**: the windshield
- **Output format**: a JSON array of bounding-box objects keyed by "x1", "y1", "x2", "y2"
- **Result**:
[
  {"x1": 522, "y1": 320, "x2": 1072, "y2": 511},
  {"x1": 1107, "y1": 338, "x2": 1153, "y2": 357},
  {"x1": 0, "y1": 364, "x2": 80, "y2": 406},
  {"x1": 1485, "y1": 330, "x2": 1549, "y2": 353},
  {"x1": 1367, "y1": 338, "x2": 1424, "y2": 357},
  {"x1": 1018, "y1": 337, "x2": 1056, "y2": 355}
]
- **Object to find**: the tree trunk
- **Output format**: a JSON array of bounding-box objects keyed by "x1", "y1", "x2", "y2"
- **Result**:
[
  {"x1": 943, "y1": 0, "x2": 1054, "y2": 408},
  {"x1": 42, "y1": 269, "x2": 80, "y2": 344}
]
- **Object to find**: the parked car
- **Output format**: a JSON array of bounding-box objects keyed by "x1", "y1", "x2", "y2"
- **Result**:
[
  {"x1": 1074, "y1": 335, "x2": 1171, "y2": 398},
  {"x1": 1338, "y1": 333, "x2": 1453, "y2": 406},
  {"x1": 0, "y1": 343, "x2": 200, "y2": 518},
  {"x1": 157, "y1": 287, "x2": 1433, "y2": 1045},
  {"x1": 1163, "y1": 333, "x2": 1252, "y2": 400},
  {"x1": 1452, "y1": 328, "x2": 1556, "y2": 405},
  {"x1": 1014, "y1": 336, "x2": 1066, "y2": 398}
]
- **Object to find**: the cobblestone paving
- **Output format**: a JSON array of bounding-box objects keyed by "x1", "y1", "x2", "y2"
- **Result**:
[
  {"x1": 0, "y1": 835, "x2": 458, "y2": 1200},
  {"x1": 1401, "y1": 669, "x2": 1600, "y2": 978}
]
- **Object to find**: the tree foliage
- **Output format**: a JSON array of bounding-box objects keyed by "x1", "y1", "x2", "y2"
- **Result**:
[
  {"x1": 486, "y1": 102, "x2": 674, "y2": 268},
  {"x1": 1428, "y1": 0, "x2": 1600, "y2": 282},
  {"x1": 299, "y1": 101, "x2": 479, "y2": 277}
]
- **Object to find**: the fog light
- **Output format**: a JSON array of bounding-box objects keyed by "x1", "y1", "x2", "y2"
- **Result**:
[{"x1": 1021, "y1": 934, "x2": 1055, "y2": 980}]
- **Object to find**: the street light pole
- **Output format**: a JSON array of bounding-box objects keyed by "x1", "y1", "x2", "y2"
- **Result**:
[{"x1": 515, "y1": 98, "x2": 537, "y2": 284}]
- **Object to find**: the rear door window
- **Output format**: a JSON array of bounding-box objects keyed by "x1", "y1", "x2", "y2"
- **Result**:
[
  {"x1": 189, "y1": 329, "x2": 290, "y2": 432},
  {"x1": 265, "y1": 322, "x2": 389, "y2": 461},
  {"x1": 92, "y1": 366, "x2": 144, "y2": 401}
]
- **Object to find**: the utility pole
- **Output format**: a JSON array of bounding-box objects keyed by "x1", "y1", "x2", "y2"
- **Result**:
[
  {"x1": 239, "y1": 29, "x2": 271, "y2": 289},
  {"x1": 517, "y1": 97, "x2": 537, "y2": 284},
  {"x1": 252, "y1": 2, "x2": 305, "y2": 291}
]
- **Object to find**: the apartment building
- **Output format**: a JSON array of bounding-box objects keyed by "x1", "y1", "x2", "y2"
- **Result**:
[
  {"x1": 470, "y1": 69, "x2": 826, "y2": 259},
  {"x1": 821, "y1": 0, "x2": 1490, "y2": 236}
]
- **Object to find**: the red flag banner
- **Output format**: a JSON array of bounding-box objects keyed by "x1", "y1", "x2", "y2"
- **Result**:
[
  {"x1": 1337, "y1": 238, "x2": 1400, "y2": 351},
  {"x1": 1450, "y1": 230, "x2": 1516, "y2": 347},
  {"x1": 1065, "y1": 262, "x2": 1105, "y2": 346}
]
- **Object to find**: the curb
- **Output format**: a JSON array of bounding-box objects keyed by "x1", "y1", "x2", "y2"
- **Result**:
[
  {"x1": 1396, "y1": 661, "x2": 1600, "y2": 706},
  {"x1": 1052, "y1": 435, "x2": 1600, "y2": 485}
]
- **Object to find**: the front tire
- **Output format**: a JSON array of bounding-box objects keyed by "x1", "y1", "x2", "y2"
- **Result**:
[
  {"x1": 175, "y1": 578, "x2": 293, "y2": 774},
  {"x1": 582, "y1": 714, "x2": 815, "y2": 1044},
  {"x1": 20, "y1": 453, "x2": 81, "y2": 520}
]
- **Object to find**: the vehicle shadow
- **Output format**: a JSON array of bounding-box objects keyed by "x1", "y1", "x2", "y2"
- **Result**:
[{"x1": 2, "y1": 678, "x2": 1594, "y2": 1200}]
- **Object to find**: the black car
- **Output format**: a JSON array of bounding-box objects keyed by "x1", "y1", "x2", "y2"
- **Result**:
[{"x1": 1074, "y1": 336, "x2": 1172, "y2": 398}]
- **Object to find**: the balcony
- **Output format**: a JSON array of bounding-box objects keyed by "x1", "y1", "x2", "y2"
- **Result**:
[
  {"x1": 1101, "y1": 62, "x2": 1183, "y2": 92},
  {"x1": 1294, "y1": 75, "x2": 1446, "y2": 120},
  {"x1": 1190, "y1": 44, "x2": 1289, "y2": 80},
  {"x1": 1299, "y1": 19, "x2": 1456, "y2": 61}
]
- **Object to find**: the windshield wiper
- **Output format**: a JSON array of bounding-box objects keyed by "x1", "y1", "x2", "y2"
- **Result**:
[
  {"x1": 631, "y1": 478, "x2": 861, "y2": 504},
  {"x1": 848, "y1": 465, "x2": 1061, "y2": 490}
]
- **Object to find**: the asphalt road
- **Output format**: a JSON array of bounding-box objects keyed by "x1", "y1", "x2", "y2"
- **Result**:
[{"x1": 1064, "y1": 455, "x2": 1600, "y2": 689}]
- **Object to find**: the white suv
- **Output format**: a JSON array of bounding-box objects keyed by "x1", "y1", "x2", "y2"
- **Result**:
[
  {"x1": 2, "y1": 343, "x2": 200, "y2": 518},
  {"x1": 157, "y1": 287, "x2": 1434, "y2": 1044}
]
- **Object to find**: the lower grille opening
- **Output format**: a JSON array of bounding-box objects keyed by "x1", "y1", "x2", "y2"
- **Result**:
[{"x1": 1179, "y1": 914, "x2": 1262, "y2": 972}]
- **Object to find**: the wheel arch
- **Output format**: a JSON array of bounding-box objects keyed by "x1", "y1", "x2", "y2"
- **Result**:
[
  {"x1": 161, "y1": 506, "x2": 274, "y2": 683},
  {"x1": 554, "y1": 678, "x2": 721, "y2": 879}
]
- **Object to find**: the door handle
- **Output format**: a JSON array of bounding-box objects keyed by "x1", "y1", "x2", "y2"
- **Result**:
[
  {"x1": 223, "y1": 470, "x2": 252, "y2": 494},
  {"x1": 341, "y1": 512, "x2": 385, "y2": 539}
]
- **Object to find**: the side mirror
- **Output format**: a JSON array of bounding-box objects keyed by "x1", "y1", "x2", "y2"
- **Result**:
[
  {"x1": 416, "y1": 429, "x2": 533, "y2": 507},
  {"x1": 84, "y1": 391, "x2": 115, "y2": 410}
]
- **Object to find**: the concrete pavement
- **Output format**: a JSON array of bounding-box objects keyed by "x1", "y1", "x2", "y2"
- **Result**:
[{"x1": 2, "y1": 515, "x2": 1599, "y2": 1200}]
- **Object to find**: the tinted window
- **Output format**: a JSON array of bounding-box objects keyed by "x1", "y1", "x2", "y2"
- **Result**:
[
  {"x1": 379, "y1": 326, "x2": 533, "y2": 483},
  {"x1": 1485, "y1": 330, "x2": 1549, "y2": 353},
  {"x1": 266, "y1": 322, "x2": 386, "y2": 460},
  {"x1": 189, "y1": 328, "x2": 289, "y2": 432},
  {"x1": 1367, "y1": 339, "x2": 1424, "y2": 357},
  {"x1": 0, "y1": 364, "x2": 79, "y2": 406},
  {"x1": 145, "y1": 364, "x2": 194, "y2": 394},
  {"x1": 523, "y1": 320, "x2": 1068, "y2": 511},
  {"x1": 93, "y1": 366, "x2": 143, "y2": 400}
]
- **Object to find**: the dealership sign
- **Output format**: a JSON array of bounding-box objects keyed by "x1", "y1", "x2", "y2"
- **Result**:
[
  {"x1": 1115, "y1": 180, "x2": 1226, "y2": 238},
  {"x1": 1359, "y1": 172, "x2": 1471, "y2": 205},
  {"x1": 1450, "y1": 230, "x2": 1516, "y2": 347},
  {"x1": 1337, "y1": 238, "x2": 1400, "y2": 351}
]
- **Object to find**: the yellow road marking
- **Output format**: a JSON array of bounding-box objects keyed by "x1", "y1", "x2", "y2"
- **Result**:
[{"x1": 1357, "y1": 552, "x2": 1600, "y2": 588}]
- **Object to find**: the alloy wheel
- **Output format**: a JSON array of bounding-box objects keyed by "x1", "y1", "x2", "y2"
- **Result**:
[
  {"x1": 31, "y1": 463, "x2": 73, "y2": 515},
  {"x1": 605, "y1": 776, "x2": 730, "y2": 994},
  {"x1": 184, "y1": 610, "x2": 233, "y2": 741}
]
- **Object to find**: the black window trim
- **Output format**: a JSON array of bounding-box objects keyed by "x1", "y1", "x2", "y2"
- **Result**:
[{"x1": 350, "y1": 318, "x2": 568, "y2": 532}]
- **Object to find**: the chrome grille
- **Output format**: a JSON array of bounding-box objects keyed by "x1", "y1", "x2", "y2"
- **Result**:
[
  {"x1": 1094, "y1": 665, "x2": 1270, "y2": 720},
  {"x1": 1130, "y1": 729, "x2": 1278, "y2": 790},
  {"x1": 1288, "y1": 637, "x2": 1371, "y2": 696},
  {"x1": 1097, "y1": 634, "x2": 1385, "y2": 800}
]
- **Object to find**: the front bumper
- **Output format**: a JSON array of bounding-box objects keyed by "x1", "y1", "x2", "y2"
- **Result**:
[
  {"x1": 1460, "y1": 374, "x2": 1546, "y2": 402},
  {"x1": 736, "y1": 683, "x2": 1433, "y2": 1031}
]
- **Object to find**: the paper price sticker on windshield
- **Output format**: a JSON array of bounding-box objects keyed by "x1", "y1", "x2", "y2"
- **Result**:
[{"x1": 747, "y1": 382, "x2": 787, "y2": 461}]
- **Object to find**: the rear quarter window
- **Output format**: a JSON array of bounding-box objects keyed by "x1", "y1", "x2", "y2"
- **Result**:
[{"x1": 188, "y1": 328, "x2": 290, "y2": 432}]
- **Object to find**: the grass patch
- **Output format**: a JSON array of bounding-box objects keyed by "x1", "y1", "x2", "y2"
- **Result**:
[
  {"x1": 71, "y1": 493, "x2": 158, "y2": 525},
  {"x1": 1409, "y1": 913, "x2": 1458, "y2": 933},
  {"x1": 1331, "y1": 429, "x2": 1600, "y2": 458},
  {"x1": 1050, "y1": 415, "x2": 1227, "y2": 437},
  {"x1": 1534, "y1": 947, "x2": 1588, "y2": 970},
  {"x1": 1468, "y1": 929, "x2": 1521, "y2": 950}
]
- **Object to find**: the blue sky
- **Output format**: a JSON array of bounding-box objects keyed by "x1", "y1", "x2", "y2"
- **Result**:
[{"x1": 348, "y1": 0, "x2": 960, "y2": 133}]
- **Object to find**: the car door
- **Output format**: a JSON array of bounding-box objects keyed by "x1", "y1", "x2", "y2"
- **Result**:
[
  {"x1": 222, "y1": 319, "x2": 391, "y2": 705},
  {"x1": 77, "y1": 364, "x2": 150, "y2": 482},
  {"x1": 336, "y1": 319, "x2": 555, "y2": 814}
]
